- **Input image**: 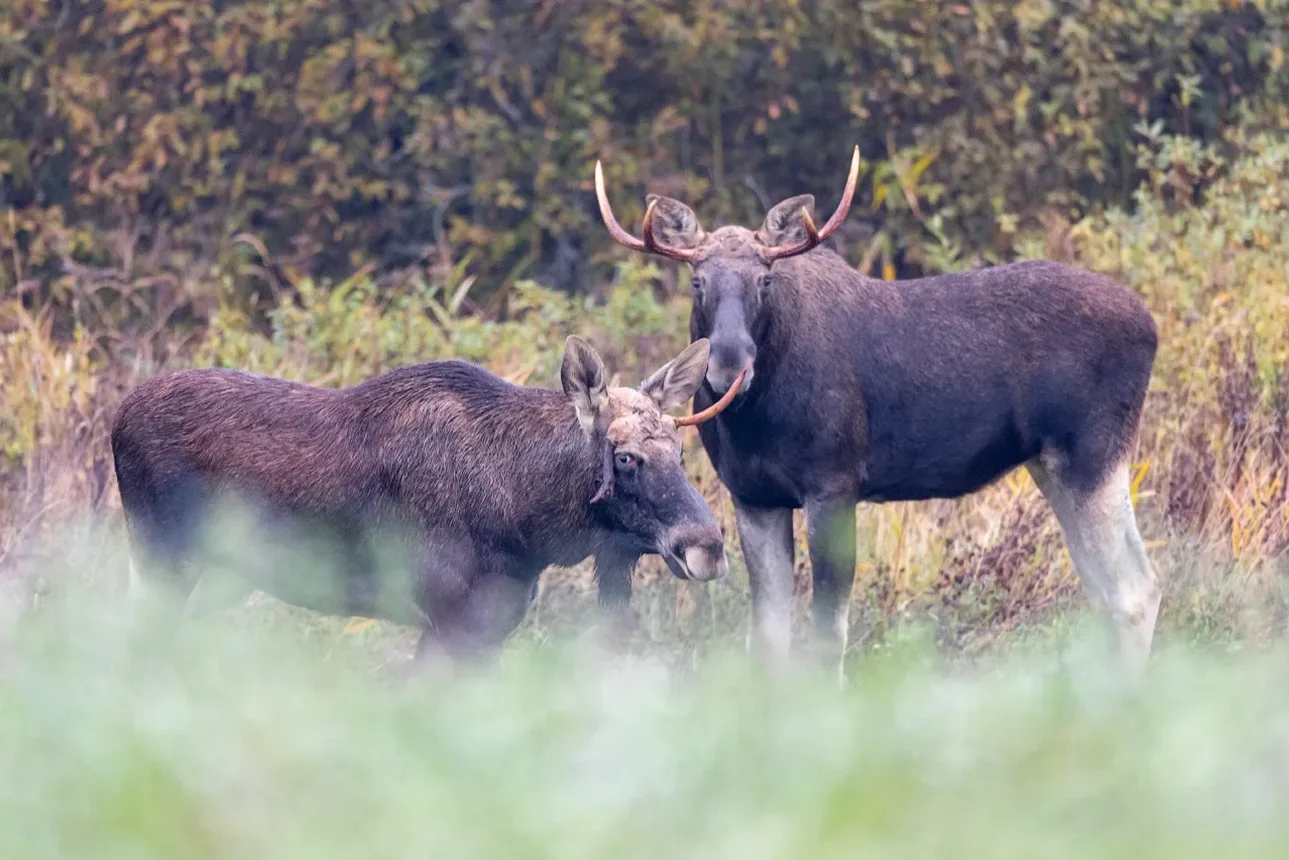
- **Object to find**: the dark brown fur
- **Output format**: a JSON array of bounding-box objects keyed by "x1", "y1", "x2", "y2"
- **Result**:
[
  {"x1": 112, "y1": 339, "x2": 725, "y2": 661},
  {"x1": 603, "y1": 183, "x2": 1161, "y2": 672}
]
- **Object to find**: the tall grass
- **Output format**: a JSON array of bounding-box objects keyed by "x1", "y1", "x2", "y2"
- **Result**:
[{"x1": 4, "y1": 564, "x2": 1289, "y2": 859}]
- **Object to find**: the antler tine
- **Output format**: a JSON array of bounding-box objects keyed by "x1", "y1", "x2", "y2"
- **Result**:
[
  {"x1": 675, "y1": 368, "x2": 747, "y2": 427},
  {"x1": 641, "y1": 198, "x2": 660, "y2": 253},
  {"x1": 762, "y1": 145, "x2": 861, "y2": 262},
  {"x1": 800, "y1": 206, "x2": 821, "y2": 243},
  {"x1": 595, "y1": 159, "x2": 699, "y2": 263},
  {"x1": 595, "y1": 160, "x2": 647, "y2": 254}
]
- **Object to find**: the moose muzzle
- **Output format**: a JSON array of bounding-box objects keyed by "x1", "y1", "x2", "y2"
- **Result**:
[{"x1": 660, "y1": 524, "x2": 728, "y2": 582}]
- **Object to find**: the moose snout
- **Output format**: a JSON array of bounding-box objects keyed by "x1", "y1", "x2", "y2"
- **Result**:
[
  {"x1": 706, "y1": 345, "x2": 755, "y2": 396},
  {"x1": 662, "y1": 526, "x2": 728, "y2": 583},
  {"x1": 682, "y1": 542, "x2": 728, "y2": 582}
]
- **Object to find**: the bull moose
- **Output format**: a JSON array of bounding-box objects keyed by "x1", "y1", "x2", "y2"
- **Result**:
[
  {"x1": 111, "y1": 336, "x2": 737, "y2": 663},
  {"x1": 595, "y1": 147, "x2": 1160, "y2": 674}
]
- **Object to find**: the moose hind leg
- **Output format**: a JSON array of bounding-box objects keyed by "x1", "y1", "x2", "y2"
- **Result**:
[
  {"x1": 123, "y1": 513, "x2": 201, "y2": 604},
  {"x1": 119, "y1": 473, "x2": 211, "y2": 628},
  {"x1": 1027, "y1": 456, "x2": 1160, "y2": 672}
]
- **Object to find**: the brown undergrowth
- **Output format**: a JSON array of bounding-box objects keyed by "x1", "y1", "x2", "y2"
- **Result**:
[{"x1": 3, "y1": 128, "x2": 1288, "y2": 660}]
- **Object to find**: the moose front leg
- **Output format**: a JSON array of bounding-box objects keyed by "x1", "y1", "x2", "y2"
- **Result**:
[
  {"x1": 734, "y1": 503, "x2": 795, "y2": 672},
  {"x1": 416, "y1": 571, "x2": 538, "y2": 670},
  {"x1": 804, "y1": 495, "x2": 857, "y2": 680}
]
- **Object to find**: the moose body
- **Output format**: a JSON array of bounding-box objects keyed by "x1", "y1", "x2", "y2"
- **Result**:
[
  {"x1": 111, "y1": 338, "x2": 730, "y2": 661},
  {"x1": 597, "y1": 149, "x2": 1161, "y2": 673}
]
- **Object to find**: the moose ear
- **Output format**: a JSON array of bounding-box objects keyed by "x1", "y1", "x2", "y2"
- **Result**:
[
  {"x1": 758, "y1": 194, "x2": 816, "y2": 246},
  {"x1": 639, "y1": 339, "x2": 711, "y2": 411},
  {"x1": 644, "y1": 194, "x2": 706, "y2": 248},
  {"x1": 561, "y1": 336, "x2": 608, "y2": 435}
]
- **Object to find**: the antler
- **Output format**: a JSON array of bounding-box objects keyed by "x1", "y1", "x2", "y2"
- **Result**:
[
  {"x1": 675, "y1": 368, "x2": 748, "y2": 427},
  {"x1": 760, "y1": 146, "x2": 861, "y2": 262},
  {"x1": 594, "y1": 161, "x2": 700, "y2": 263}
]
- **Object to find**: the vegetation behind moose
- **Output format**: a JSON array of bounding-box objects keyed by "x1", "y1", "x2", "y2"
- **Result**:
[{"x1": 109, "y1": 336, "x2": 731, "y2": 662}]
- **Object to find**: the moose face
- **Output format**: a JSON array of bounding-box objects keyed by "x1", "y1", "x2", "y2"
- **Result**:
[
  {"x1": 560, "y1": 336, "x2": 729, "y2": 581},
  {"x1": 593, "y1": 148, "x2": 860, "y2": 397}
]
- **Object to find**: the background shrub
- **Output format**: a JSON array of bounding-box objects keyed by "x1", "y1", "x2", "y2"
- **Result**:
[{"x1": 3, "y1": 0, "x2": 1288, "y2": 336}]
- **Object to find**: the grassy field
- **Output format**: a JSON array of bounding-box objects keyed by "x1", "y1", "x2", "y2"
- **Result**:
[{"x1": 4, "y1": 547, "x2": 1289, "y2": 859}]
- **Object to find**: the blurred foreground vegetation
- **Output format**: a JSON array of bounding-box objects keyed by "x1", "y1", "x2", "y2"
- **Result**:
[{"x1": 5, "y1": 586, "x2": 1289, "y2": 858}]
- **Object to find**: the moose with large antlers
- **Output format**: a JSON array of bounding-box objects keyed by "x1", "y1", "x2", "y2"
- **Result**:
[
  {"x1": 112, "y1": 337, "x2": 738, "y2": 664},
  {"x1": 596, "y1": 147, "x2": 1161, "y2": 674}
]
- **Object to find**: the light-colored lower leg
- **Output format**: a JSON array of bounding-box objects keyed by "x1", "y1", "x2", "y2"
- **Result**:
[
  {"x1": 124, "y1": 550, "x2": 177, "y2": 633},
  {"x1": 1028, "y1": 457, "x2": 1161, "y2": 672},
  {"x1": 734, "y1": 504, "x2": 795, "y2": 671},
  {"x1": 125, "y1": 551, "x2": 168, "y2": 612},
  {"x1": 404, "y1": 628, "x2": 457, "y2": 685}
]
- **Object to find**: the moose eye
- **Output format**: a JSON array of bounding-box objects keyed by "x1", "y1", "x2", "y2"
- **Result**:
[
  {"x1": 615, "y1": 452, "x2": 637, "y2": 470},
  {"x1": 760, "y1": 273, "x2": 773, "y2": 289},
  {"x1": 690, "y1": 277, "x2": 702, "y2": 293}
]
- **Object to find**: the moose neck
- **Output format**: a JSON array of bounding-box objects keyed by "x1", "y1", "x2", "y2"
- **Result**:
[
  {"x1": 404, "y1": 386, "x2": 608, "y2": 567},
  {"x1": 761, "y1": 247, "x2": 884, "y2": 365},
  {"x1": 518, "y1": 394, "x2": 609, "y2": 557},
  {"x1": 689, "y1": 246, "x2": 880, "y2": 424}
]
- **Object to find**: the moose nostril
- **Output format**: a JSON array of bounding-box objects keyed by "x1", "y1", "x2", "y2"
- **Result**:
[{"x1": 713, "y1": 342, "x2": 753, "y2": 370}]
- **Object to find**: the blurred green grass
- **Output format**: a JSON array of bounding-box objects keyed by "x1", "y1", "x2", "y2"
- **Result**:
[{"x1": 3, "y1": 537, "x2": 1289, "y2": 860}]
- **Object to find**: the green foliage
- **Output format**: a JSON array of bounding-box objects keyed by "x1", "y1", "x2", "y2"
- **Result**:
[
  {"x1": 193, "y1": 259, "x2": 686, "y2": 391},
  {"x1": 3, "y1": 0, "x2": 1288, "y2": 334},
  {"x1": 8, "y1": 583, "x2": 1289, "y2": 858}
]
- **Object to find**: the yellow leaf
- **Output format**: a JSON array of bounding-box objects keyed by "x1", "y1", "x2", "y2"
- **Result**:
[
  {"x1": 909, "y1": 148, "x2": 940, "y2": 181},
  {"x1": 342, "y1": 617, "x2": 376, "y2": 635},
  {"x1": 1129, "y1": 460, "x2": 1150, "y2": 501}
]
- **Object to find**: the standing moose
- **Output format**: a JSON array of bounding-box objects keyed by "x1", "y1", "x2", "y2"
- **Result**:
[
  {"x1": 112, "y1": 337, "x2": 737, "y2": 664},
  {"x1": 595, "y1": 147, "x2": 1161, "y2": 673}
]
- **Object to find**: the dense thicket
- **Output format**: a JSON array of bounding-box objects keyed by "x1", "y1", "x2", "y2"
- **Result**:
[{"x1": 2, "y1": 0, "x2": 1288, "y2": 331}]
